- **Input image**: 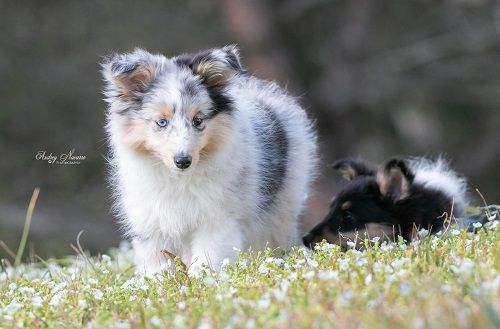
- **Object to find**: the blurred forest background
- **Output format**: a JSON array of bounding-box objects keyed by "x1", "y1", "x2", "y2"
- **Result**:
[{"x1": 1, "y1": 0, "x2": 499, "y2": 259}]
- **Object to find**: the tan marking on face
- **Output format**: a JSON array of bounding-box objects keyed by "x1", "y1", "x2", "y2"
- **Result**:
[
  {"x1": 341, "y1": 201, "x2": 352, "y2": 211},
  {"x1": 151, "y1": 106, "x2": 173, "y2": 121},
  {"x1": 186, "y1": 107, "x2": 202, "y2": 120},
  {"x1": 122, "y1": 119, "x2": 153, "y2": 154},
  {"x1": 376, "y1": 171, "x2": 389, "y2": 196},
  {"x1": 199, "y1": 114, "x2": 233, "y2": 159}
]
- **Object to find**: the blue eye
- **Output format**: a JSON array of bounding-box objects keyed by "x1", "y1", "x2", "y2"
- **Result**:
[{"x1": 156, "y1": 119, "x2": 168, "y2": 128}]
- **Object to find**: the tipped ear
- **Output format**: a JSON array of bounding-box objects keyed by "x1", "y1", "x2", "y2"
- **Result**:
[
  {"x1": 176, "y1": 45, "x2": 244, "y2": 92},
  {"x1": 332, "y1": 159, "x2": 376, "y2": 181},
  {"x1": 377, "y1": 158, "x2": 414, "y2": 201},
  {"x1": 102, "y1": 49, "x2": 164, "y2": 100}
]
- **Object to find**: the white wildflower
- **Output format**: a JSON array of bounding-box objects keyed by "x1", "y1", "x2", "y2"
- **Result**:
[
  {"x1": 356, "y1": 257, "x2": 368, "y2": 266},
  {"x1": 458, "y1": 259, "x2": 474, "y2": 275},
  {"x1": 317, "y1": 243, "x2": 335, "y2": 252},
  {"x1": 307, "y1": 259, "x2": 319, "y2": 268},
  {"x1": 441, "y1": 284, "x2": 452, "y2": 293},
  {"x1": 31, "y1": 296, "x2": 43, "y2": 308},
  {"x1": 365, "y1": 274, "x2": 372, "y2": 285},
  {"x1": 450, "y1": 229, "x2": 461, "y2": 236},
  {"x1": 280, "y1": 279, "x2": 290, "y2": 291},
  {"x1": 112, "y1": 321, "x2": 132, "y2": 329},
  {"x1": 150, "y1": 316, "x2": 162, "y2": 327},
  {"x1": 418, "y1": 228, "x2": 429, "y2": 238},
  {"x1": 177, "y1": 301, "x2": 186, "y2": 310},
  {"x1": 391, "y1": 257, "x2": 409, "y2": 268},
  {"x1": 265, "y1": 257, "x2": 284, "y2": 266},
  {"x1": 338, "y1": 258, "x2": 350, "y2": 271},
  {"x1": 92, "y1": 289, "x2": 104, "y2": 300},
  {"x1": 400, "y1": 282, "x2": 410, "y2": 295},
  {"x1": 257, "y1": 264, "x2": 269, "y2": 274},
  {"x1": 318, "y1": 270, "x2": 339, "y2": 281},
  {"x1": 346, "y1": 241, "x2": 356, "y2": 248},
  {"x1": 372, "y1": 262, "x2": 384, "y2": 273},
  {"x1": 295, "y1": 259, "x2": 306, "y2": 267},
  {"x1": 480, "y1": 276, "x2": 500, "y2": 293},
  {"x1": 78, "y1": 299, "x2": 87, "y2": 308},
  {"x1": 49, "y1": 291, "x2": 64, "y2": 308},
  {"x1": 101, "y1": 254, "x2": 112, "y2": 264},
  {"x1": 380, "y1": 242, "x2": 396, "y2": 252},
  {"x1": 370, "y1": 236, "x2": 380, "y2": 243},
  {"x1": 472, "y1": 222, "x2": 482, "y2": 229},
  {"x1": 487, "y1": 220, "x2": 499, "y2": 229},
  {"x1": 19, "y1": 286, "x2": 35, "y2": 295},
  {"x1": 257, "y1": 297, "x2": 270, "y2": 309},
  {"x1": 340, "y1": 291, "x2": 352, "y2": 302},
  {"x1": 303, "y1": 271, "x2": 315, "y2": 279},
  {"x1": 198, "y1": 318, "x2": 212, "y2": 329},
  {"x1": 220, "y1": 258, "x2": 230, "y2": 270},
  {"x1": 6, "y1": 298, "x2": 22, "y2": 313},
  {"x1": 273, "y1": 288, "x2": 286, "y2": 301}
]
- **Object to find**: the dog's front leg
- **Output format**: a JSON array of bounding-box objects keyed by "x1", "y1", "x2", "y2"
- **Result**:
[{"x1": 188, "y1": 220, "x2": 243, "y2": 275}]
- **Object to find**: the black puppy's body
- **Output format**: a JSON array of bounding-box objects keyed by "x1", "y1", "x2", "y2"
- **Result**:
[{"x1": 303, "y1": 158, "x2": 465, "y2": 248}]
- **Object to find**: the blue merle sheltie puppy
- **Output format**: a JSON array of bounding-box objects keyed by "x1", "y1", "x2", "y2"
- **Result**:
[
  {"x1": 303, "y1": 157, "x2": 469, "y2": 248},
  {"x1": 102, "y1": 46, "x2": 318, "y2": 274}
]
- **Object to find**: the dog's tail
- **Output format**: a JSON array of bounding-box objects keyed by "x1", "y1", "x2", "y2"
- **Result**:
[{"x1": 409, "y1": 156, "x2": 468, "y2": 215}]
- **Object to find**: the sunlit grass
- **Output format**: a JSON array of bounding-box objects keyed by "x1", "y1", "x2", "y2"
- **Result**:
[{"x1": 0, "y1": 221, "x2": 499, "y2": 329}]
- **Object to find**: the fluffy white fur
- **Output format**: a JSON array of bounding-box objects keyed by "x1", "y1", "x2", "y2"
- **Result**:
[
  {"x1": 409, "y1": 157, "x2": 468, "y2": 213},
  {"x1": 103, "y1": 46, "x2": 318, "y2": 274}
]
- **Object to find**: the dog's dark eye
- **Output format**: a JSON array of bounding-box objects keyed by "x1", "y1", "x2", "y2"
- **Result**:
[
  {"x1": 343, "y1": 211, "x2": 353, "y2": 221},
  {"x1": 156, "y1": 119, "x2": 168, "y2": 128},
  {"x1": 192, "y1": 117, "x2": 204, "y2": 128}
]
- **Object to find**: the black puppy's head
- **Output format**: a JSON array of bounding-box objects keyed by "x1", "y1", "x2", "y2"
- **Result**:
[{"x1": 303, "y1": 158, "x2": 414, "y2": 248}]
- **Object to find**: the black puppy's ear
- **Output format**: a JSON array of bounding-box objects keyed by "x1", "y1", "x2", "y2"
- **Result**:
[
  {"x1": 376, "y1": 158, "x2": 414, "y2": 201},
  {"x1": 176, "y1": 45, "x2": 244, "y2": 92},
  {"x1": 102, "y1": 49, "x2": 164, "y2": 100},
  {"x1": 332, "y1": 159, "x2": 376, "y2": 181}
]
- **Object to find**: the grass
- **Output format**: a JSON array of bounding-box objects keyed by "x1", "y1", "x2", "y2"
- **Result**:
[{"x1": 0, "y1": 221, "x2": 499, "y2": 329}]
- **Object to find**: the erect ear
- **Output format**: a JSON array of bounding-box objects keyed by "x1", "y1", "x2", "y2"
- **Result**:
[
  {"x1": 332, "y1": 159, "x2": 376, "y2": 181},
  {"x1": 176, "y1": 45, "x2": 244, "y2": 92},
  {"x1": 101, "y1": 49, "x2": 164, "y2": 100},
  {"x1": 376, "y1": 158, "x2": 414, "y2": 202}
]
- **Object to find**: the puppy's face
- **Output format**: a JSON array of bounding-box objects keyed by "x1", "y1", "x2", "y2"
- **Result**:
[
  {"x1": 102, "y1": 46, "x2": 243, "y2": 171},
  {"x1": 303, "y1": 158, "x2": 413, "y2": 248},
  {"x1": 303, "y1": 178, "x2": 395, "y2": 248}
]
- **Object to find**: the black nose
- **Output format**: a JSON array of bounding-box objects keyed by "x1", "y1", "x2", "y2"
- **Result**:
[
  {"x1": 174, "y1": 155, "x2": 192, "y2": 169},
  {"x1": 302, "y1": 233, "x2": 314, "y2": 248}
]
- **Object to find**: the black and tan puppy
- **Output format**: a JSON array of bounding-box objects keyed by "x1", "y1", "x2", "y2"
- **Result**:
[{"x1": 303, "y1": 157, "x2": 470, "y2": 248}]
